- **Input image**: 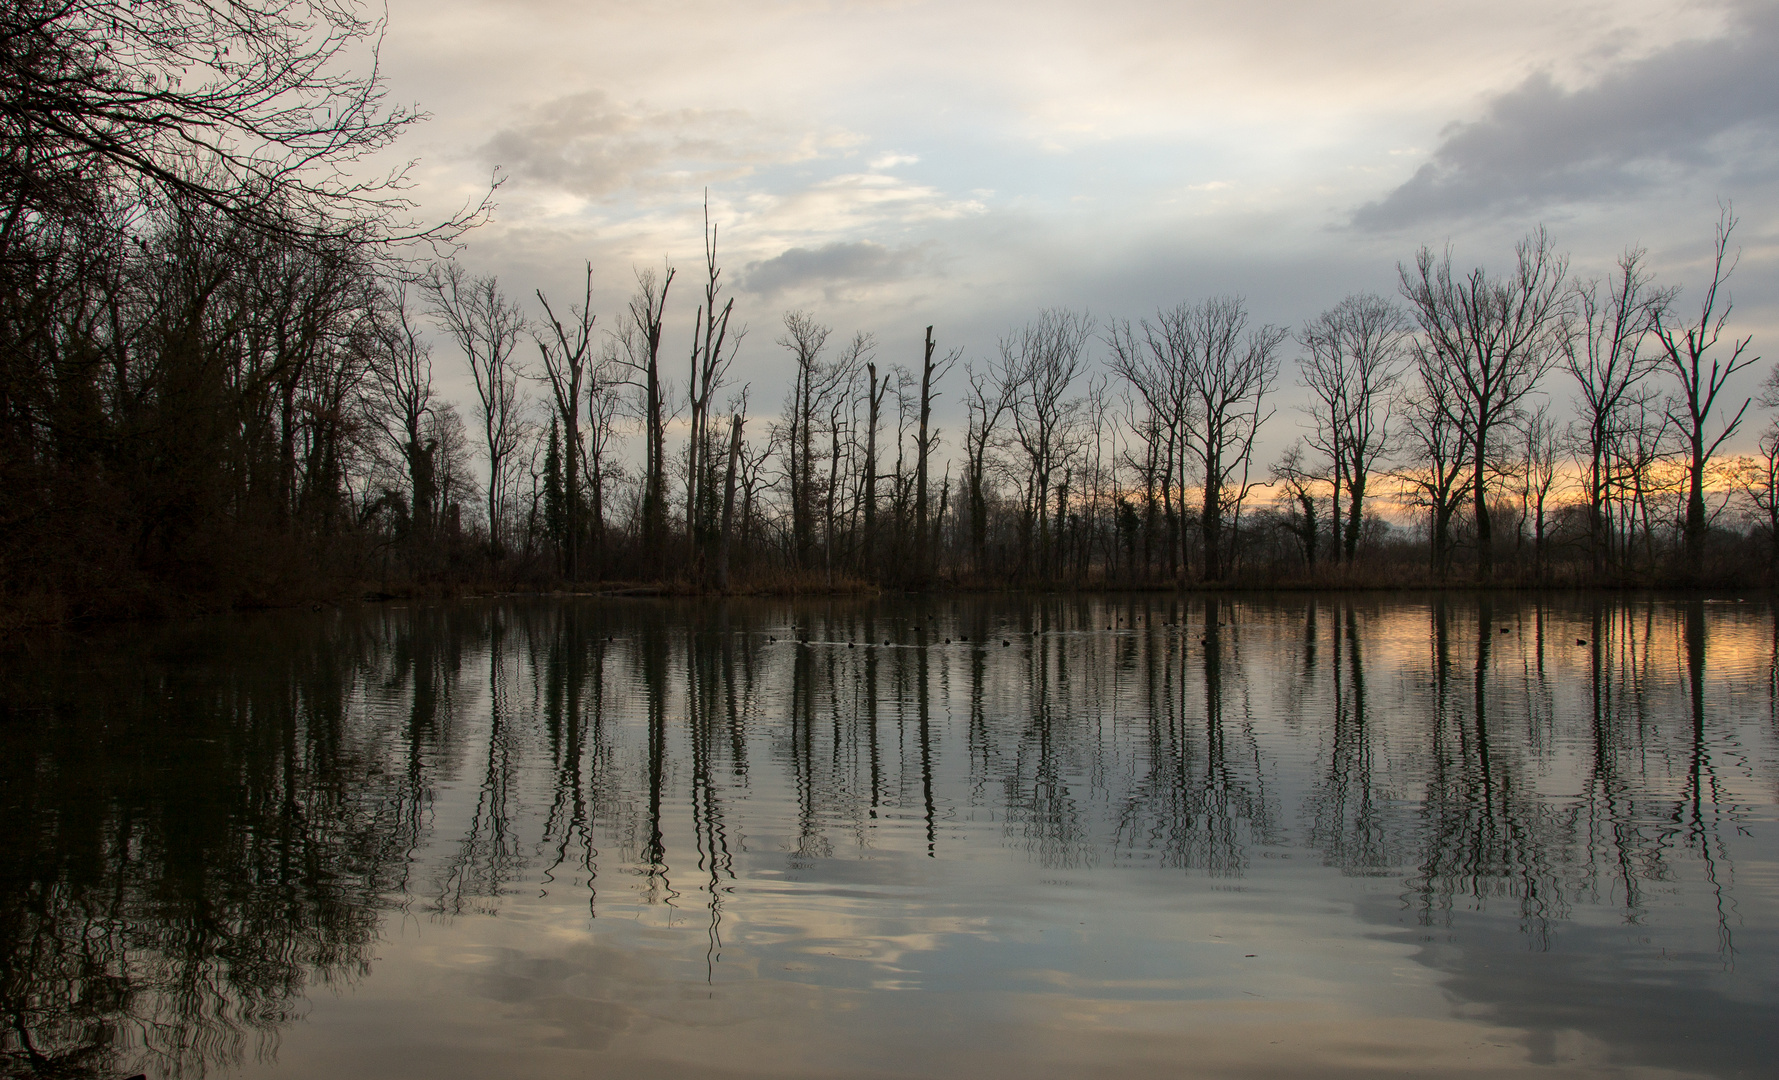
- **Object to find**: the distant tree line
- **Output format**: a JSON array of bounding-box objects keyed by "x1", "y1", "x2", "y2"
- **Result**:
[
  {"x1": 376, "y1": 209, "x2": 1775, "y2": 597},
  {"x1": 3, "y1": 3, "x2": 1773, "y2": 624}
]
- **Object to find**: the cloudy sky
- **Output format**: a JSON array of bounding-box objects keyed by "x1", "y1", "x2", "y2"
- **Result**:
[{"x1": 377, "y1": 0, "x2": 1779, "y2": 440}]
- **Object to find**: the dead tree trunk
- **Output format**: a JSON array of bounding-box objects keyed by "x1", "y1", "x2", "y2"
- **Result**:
[{"x1": 717, "y1": 412, "x2": 743, "y2": 591}]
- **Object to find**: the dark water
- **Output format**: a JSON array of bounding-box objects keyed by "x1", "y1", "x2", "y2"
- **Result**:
[{"x1": 3, "y1": 594, "x2": 1775, "y2": 1080}]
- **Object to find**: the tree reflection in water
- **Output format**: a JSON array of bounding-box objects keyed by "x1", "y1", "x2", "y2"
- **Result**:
[
  {"x1": 0, "y1": 611, "x2": 459, "y2": 1078},
  {"x1": 2, "y1": 594, "x2": 1773, "y2": 1077}
]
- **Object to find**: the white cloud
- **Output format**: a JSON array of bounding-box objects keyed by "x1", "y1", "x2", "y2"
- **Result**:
[
  {"x1": 868, "y1": 152, "x2": 921, "y2": 169},
  {"x1": 477, "y1": 90, "x2": 858, "y2": 200}
]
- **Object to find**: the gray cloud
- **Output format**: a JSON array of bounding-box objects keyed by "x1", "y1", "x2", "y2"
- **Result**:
[
  {"x1": 479, "y1": 90, "x2": 839, "y2": 198},
  {"x1": 1353, "y1": 2, "x2": 1779, "y2": 231},
  {"x1": 741, "y1": 240, "x2": 926, "y2": 299}
]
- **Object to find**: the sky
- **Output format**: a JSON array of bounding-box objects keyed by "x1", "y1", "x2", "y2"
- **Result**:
[{"x1": 373, "y1": 0, "x2": 1779, "y2": 452}]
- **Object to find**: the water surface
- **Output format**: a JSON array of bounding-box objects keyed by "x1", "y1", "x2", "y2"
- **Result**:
[{"x1": 3, "y1": 594, "x2": 1775, "y2": 1079}]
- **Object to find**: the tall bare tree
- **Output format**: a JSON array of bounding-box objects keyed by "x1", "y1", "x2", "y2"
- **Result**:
[
  {"x1": 821, "y1": 340, "x2": 866, "y2": 585},
  {"x1": 533, "y1": 263, "x2": 596, "y2": 580},
  {"x1": 914, "y1": 326, "x2": 959, "y2": 581},
  {"x1": 862, "y1": 356, "x2": 890, "y2": 571},
  {"x1": 1654, "y1": 207, "x2": 1760, "y2": 577},
  {"x1": 778, "y1": 311, "x2": 831, "y2": 568},
  {"x1": 1107, "y1": 312, "x2": 1193, "y2": 577},
  {"x1": 615, "y1": 265, "x2": 674, "y2": 564},
  {"x1": 584, "y1": 355, "x2": 627, "y2": 566},
  {"x1": 962, "y1": 359, "x2": 1017, "y2": 574},
  {"x1": 1520, "y1": 403, "x2": 1559, "y2": 580},
  {"x1": 716, "y1": 395, "x2": 747, "y2": 591},
  {"x1": 423, "y1": 261, "x2": 527, "y2": 552},
  {"x1": 1562, "y1": 248, "x2": 1671, "y2": 576},
  {"x1": 1395, "y1": 355, "x2": 1469, "y2": 577},
  {"x1": 1400, "y1": 228, "x2": 1568, "y2": 581},
  {"x1": 1174, "y1": 298, "x2": 1285, "y2": 581},
  {"x1": 1003, "y1": 309, "x2": 1094, "y2": 578},
  {"x1": 685, "y1": 196, "x2": 740, "y2": 563},
  {"x1": 365, "y1": 287, "x2": 437, "y2": 556},
  {"x1": 1297, "y1": 293, "x2": 1410, "y2": 563}
]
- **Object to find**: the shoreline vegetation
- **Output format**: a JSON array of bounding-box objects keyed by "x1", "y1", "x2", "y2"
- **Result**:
[{"x1": 4, "y1": 3, "x2": 1777, "y2": 635}]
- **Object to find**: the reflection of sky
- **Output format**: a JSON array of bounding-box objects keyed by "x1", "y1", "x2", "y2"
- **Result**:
[{"x1": 216, "y1": 595, "x2": 1779, "y2": 1079}]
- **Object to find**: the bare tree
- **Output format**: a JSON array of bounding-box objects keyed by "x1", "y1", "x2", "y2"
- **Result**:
[
  {"x1": 584, "y1": 356, "x2": 627, "y2": 565},
  {"x1": 423, "y1": 261, "x2": 528, "y2": 552},
  {"x1": 533, "y1": 263, "x2": 596, "y2": 579},
  {"x1": 613, "y1": 265, "x2": 675, "y2": 563},
  {"x1": 1107, "y1": 312, "x2": 1193, "y2": 577},
  {"x1": 0, "y1": 0, "x2": 487, "y2": 254},
  {"x1": 1610, "y1": 397, "x2": 1673, "y2": 567},
  {"x1": 1520, "y1": 403, "x2": 1560, "y2": 580},
  {"x1": 1003, "y1": 309, "x2": 1094, "y2": 578},
  {"x1": 1114, "y1": 393, "x2": 1169, "y2": 579},
  {"x1": 364, "y1": 286, "x2": 437, "y2": 556},
  {"x1": 1297, "y1": 293, "x2": 1410, "y2": 563},
  {"x1": 1654, "y1": 207, "x2": 1761, "y2": 577},
  {"x1": 1400, "y1": 228, "x2": 1568, "y2": 581},
  {"x1": 1562, "y1": 248, "x2": 1671, "y2": 576},
  {"x1": 1078, "y1": 374, "x2": 1115, "y2": 581},
  {"x1": 823, "y1": 338, "x2": 867, "y2": 584},
  {"x1": 777, "y1": 311, "x2": 831, "y2": 568},
  {"x1": 716, "y1": 393, "x2": 748, "y2": 591},
  {"x1": 914, "y1": 326, "x2": 960, "y2": 581},
  {"x1": 862, "y1": 355, "x2": 890, "y2": 572},
  {"x1": 1729, "y1": 425, "x2": 1779, "y2": 578},
  {"x1": 962, "y1": 358, "x2": 1016, "y2": 574},
  {"x1": 1395, "y1": 353, "x2": 1469, "y2": 577},
  {"x1": 1175, "y1": 298, "x2": 1285, "y2": 581},
  {"x1": 1270, "y1": 440, "x2": 1325, "y2": 569},
  {"x1": 685, "y1": 194, "x2": 741, "y2": 564}
]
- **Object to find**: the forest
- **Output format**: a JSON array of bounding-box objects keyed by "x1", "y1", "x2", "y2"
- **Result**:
[{"x1": 2, "y1": 1, "x2": 1773, "y2": 628}]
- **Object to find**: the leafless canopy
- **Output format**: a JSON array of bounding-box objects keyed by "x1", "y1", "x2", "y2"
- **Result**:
[
  {"x1": 422, "y1": 261, "x2": 528, "y2": 550},
  {"x1": 1561, "y1": 247, "x2": 1672, "y2": 574},
  {"x1": 1002, "y1": 309, "x2": 1094, "y2": 577},
  {"x1": 1654, "y1": 205, "x2": 1761, "y2": 575},
  {"x1": 1296, "y1": 293, "x2": 1411, "y2": 562},
  {"x1": 1399, "y1": 228, "x2": 1568, "y2": 580},
  {"x1": 0, "y1": 0, "x2": 487, "y2": 249}
]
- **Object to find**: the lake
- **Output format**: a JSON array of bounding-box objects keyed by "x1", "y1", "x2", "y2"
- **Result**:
[{"x1": 2, "y1": 594, "x2": 1775, "y2": 1079}]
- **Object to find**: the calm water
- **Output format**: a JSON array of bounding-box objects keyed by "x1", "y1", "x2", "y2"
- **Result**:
[{"x1": 3, "y1": 594, "x2": 1776, "y2": 1080}]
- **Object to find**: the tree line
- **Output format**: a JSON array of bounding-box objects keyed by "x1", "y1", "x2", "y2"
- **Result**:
[{"x1": 2, "y1": 2, "x2": 1772, "y2": 624}]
